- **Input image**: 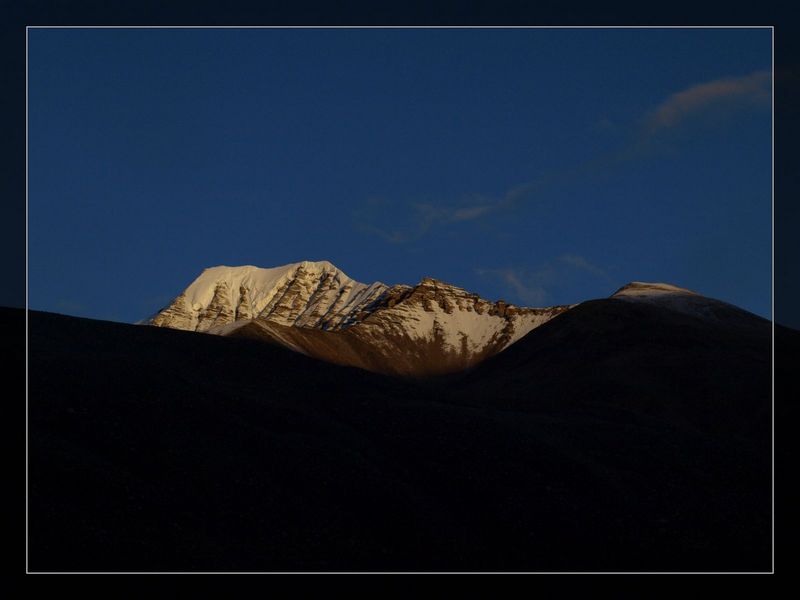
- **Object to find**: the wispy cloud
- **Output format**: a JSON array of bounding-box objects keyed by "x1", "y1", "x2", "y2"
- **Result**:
[
  {"x1": 355, "y1": 221, "x2": 413, "y2": 245},
  {"x1": 641, "y1": 70, "x2": 771, "y2": 135},
  {"x1": 558, "y1": 253, "x2": 610, "y2": 281},
  {"x1": 415, "y1": 190, "x2": 528, "y2": 226},
  {"x1": 353, "y1": 200, "x2": 495, "y2": 245},
  {"x1": 451, "y1": 204, "x2": 493, "y2": 221},
  {"x1": 475, "y1": 266, "x2": 551, "y2": 306},
  {"x1": 477, "y1": 253, "x2": 610, "y2": 306},
  {"x1": 355, "y1": 70, "x2": 771, "y2": 245},
  {"x1": 352, "y1": 179, "x2": 551, "y2": 245}
]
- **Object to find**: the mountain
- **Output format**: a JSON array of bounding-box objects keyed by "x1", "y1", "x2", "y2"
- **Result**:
[
  {"x1": 610, "y1": 281, "x2": 769, "y2": 330},
  {"x1": 457, "y1": 281, "x2": 772, "y2": 440},
  {"x1": 25, "y1": 265, "x2": 777, "y2": 570},
  {"x1": 21, "y1": 288, "x2": 783, "y2": 570},
  {"x1": 148, "y1": 261, "x2": 388, "y2": 332},
  {"x1": 146, "y1": 261, "x2": 572, "y2": 376}
]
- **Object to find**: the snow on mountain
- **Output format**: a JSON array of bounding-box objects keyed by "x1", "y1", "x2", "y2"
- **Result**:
[
  {"x1": 612, "y1": 281, "x2": 699, "y2": 299},
  {"x1": 146, "y1": 261, "x2": 573, "y2": 375},
  {"x1": 610, "y1": 281, "x2": 765, "y2": 326},
  {"x1": 146, "y1": 264, "x2": 762, "y2": 376},
  {"x1": 349, "y1": 276, "x2": 568, "y2": 356},
  {"x1": 149, "y1": 261, "x2": 389, "y2": 332}
]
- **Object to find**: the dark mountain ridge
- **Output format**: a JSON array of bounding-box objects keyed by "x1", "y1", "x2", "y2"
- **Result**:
[{"x1": 19, "y1": 297, "x2": 784, "y2": 571}]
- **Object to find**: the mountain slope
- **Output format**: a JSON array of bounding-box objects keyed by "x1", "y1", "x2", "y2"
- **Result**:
[
  {"x1": 23, "y1": 306, "x2": 780, "y2": 571},
  {"x1": 147, "y1": 261, "x2": 572, "y2": 376},
  {"x1": 223, "y1": 277, "x2": 570, "y2": 376},
  {"x1": 456, "y1": 282, "x2": 772, "y2": 440}
]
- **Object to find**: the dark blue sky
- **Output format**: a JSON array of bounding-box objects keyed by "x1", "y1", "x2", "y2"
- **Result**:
[{"x1": 28, "y1": 28, "x2": 772, "y2": 323}]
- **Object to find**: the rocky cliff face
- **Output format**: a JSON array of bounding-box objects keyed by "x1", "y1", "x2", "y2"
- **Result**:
[
  {"x1": 146, "y1": 260, "x2": 573, "y2": 375},
  {"x1": 149, "y1": 261, "x2": 389, "y2": 333}
]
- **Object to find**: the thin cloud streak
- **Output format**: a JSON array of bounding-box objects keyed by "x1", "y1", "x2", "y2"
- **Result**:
[
  {"x1": 356, "y1": 222, "x2": 411, "y2": 245},
  {"x1": 355, "y1": 70, "x2": 771, "y2": 245},
  {"x1": 352, "y1": 177, "x2": 554, "y2": 245},
  {"x1": 451, "y1": 205, "x2": 493, "y2": 221},
  {"x1": 476, "y1": 253, "x2": 610, "y2": 306},
  {"x1": 475, "y1": 266, "x2": 550, "y2": 306},
  {"x1": 558, "y1": 253, "x2": 611, "y2": 281},
  {"x1": 642, "y1": 70, "x2": 771, "y2": 135}
]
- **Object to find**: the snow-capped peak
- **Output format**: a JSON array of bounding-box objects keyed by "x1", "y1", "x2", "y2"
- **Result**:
[
  {"x1": 146, "y1": 260, "x2": 574, "y2": 375},
  {"x1": 149, "y1": 261, "x2": 388, "y2": 332},
  {"x1": 611, "y1": 282, "x2": 699, "y2": 298},
  {"x1": 185, "y1": 261, "x2": 353, "y2": 311},
  {"x1": 610, "y1": 281, "x2": 743, "y2": 322}
]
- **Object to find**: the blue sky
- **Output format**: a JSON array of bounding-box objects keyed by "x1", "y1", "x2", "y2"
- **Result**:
[{"x1": 28, "y1": 28, "x2": 772, "y2": 322}]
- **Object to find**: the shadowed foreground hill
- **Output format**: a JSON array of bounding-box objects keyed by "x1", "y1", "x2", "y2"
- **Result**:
[
  {"x1": 456, "y1": 296, "x2": 772, "y2": 441},
  {"x1": 22, "y1": 303, "x2": 782, "y2": 572}
]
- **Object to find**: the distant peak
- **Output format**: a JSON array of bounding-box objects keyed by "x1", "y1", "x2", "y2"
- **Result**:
[
  {"x1": 297, "y1": 259, "x2": 337, "y2": 270},
  {"x1": 418, "y1": 276, "x2": 442, "y2": 285},
  {"x1": 416, "y1": 276, "x2": 462, "y2": 289},
  {"x1": 200, "y1": 261, "x2": 341, "y2": 277},
  {"x1": 612, "y1": 282, "x2": 699, "y2": 298}
]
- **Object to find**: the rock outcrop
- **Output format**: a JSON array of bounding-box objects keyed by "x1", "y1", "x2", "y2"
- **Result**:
[
  {"x1": 149, "y1": 261, "x2": 389, "y2": 333},
  {"x1": 146, "y1": 260, "x2": 574, "y2": 376}
]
